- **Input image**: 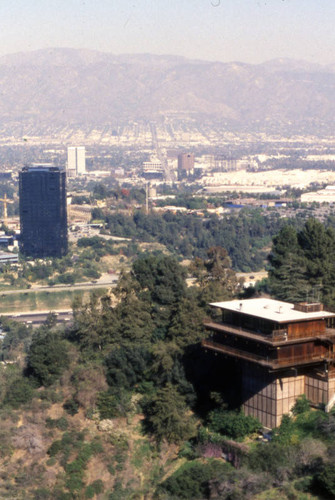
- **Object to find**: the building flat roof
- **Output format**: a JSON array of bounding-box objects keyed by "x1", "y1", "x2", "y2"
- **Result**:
[
  {"x1": 21, "y1": 165, "x2": 64, "y2": 173},
  {"x1": 210, "y1": 298, "x2": 335, "y2": 323}
]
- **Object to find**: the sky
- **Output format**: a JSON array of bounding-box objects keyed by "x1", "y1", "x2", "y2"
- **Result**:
[{"x1": 0, "y1": 0, "x2": 334, "y2": 64}]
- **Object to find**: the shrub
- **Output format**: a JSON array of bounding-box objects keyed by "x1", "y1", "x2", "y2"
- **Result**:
[
  {"x1": 33, "y1": 488, "x2": 50, "y2": 499},
  {"x1": 179, "y1": 441, "x2": 197, "y2": 460},
  {"x1": 109, "y1": 480, "x2": 133, "y2": 500},
  {"x1": 294, "y1": 476, "x2": 313, "y2": 492},
  {"x1": 56, "y1": 417, "x2": 69, "y2": 431},
  {"x1": 57, "y1": 273, "x2": 76, "y2": 285},
  {"x1": 4, "y1": 378, "x2": 35, "y2": 408},
  {"x1": 65, "y1": 473, "x2": 84, "y2": 494},
  {"x1": 46, "y1": 457, "x2": 56, "y2": 466},
  {"x1": 46, "y1": 417, "x2": 68, "y2": 431},
  {"x1": 90, "y1": 437, "x2": 104, "y2": 455},
  {"x1": 158, "y1": 460, "x2": 231, "y2": 499},
  {"x1": 107, "y1": 464, "x2": 115, "y2": 475},
  {"x1": 208, "y1": 409, "x2": 261, "y2": 440},
  {"x1": 91, "y1": 479, "x2": 104, "y2": 495},
  {"x1": 84, "y1": 485, "x2": 95, "y2": 499},
  {"x1": 97, "y1": 390, "x2": 131, "y2": 419},
  {"x1": 292, "y1": 394, "x2": 310, "y2": 415},
  {"x1": 247, "y1": 443, "x2": 290, "y2": 475},
  {"x1": 48, "y1": 440, "x2": 63, "y2": 457},
  {"x1": 63, "y1": 398, "x2": 79, "y2": 416},
  {"x1": 314, "y1": 463, "x2": 335, "y2": 497},
  {"x1": 272, "y1": 414, "x2": 295, "y2": 444},
  {"x1": 52, "y1": 490, "x2": 72, "y2": 500},
  {"x1": 40, "y1": 388, "x2": 63, "y2": 403}
]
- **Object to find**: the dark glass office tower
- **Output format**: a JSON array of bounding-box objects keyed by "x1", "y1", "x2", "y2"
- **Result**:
[{"x1": 19, "y1": 166, "x2": 68, "y2": 258}]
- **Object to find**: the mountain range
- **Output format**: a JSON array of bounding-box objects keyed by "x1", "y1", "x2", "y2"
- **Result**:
[{"x1": 1, "y1": 48, "x2": 335, "y2": 136}]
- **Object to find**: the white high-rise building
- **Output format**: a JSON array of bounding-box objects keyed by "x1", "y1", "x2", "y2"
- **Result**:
[{"x1": 67, "y1": 147, "x2": 86, "y2": 177}]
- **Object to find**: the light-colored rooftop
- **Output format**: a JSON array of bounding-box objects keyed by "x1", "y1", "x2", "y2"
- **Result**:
[{"x1": 210, "y1": 298, "x2": 335, "y2": 323}]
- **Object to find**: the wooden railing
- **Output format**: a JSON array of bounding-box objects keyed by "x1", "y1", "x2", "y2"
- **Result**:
[
  {"x1": 202, "y1": 339, "x2": 271, "y2": 366},
  {"x1": 205, "y1": 322, "x2": 335, "y2": 345},
  {"x1": 202, "y1": 339, "x2": 335, "y2": 369},
  {"x1": 204, "y1": 322, "x2": 287, "y2": 344}
]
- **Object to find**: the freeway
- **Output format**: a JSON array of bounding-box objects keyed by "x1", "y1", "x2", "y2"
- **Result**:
[
  {"x1": 1, "y1": 309, "x2": 73, "y2": 326},
  {"x1": 0, "y1": 275, "x2": 118, "y2": 296}
]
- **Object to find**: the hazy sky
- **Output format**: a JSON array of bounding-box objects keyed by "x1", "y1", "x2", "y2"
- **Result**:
[{"x1": 0, "y1": 0, "x2": 334, "y2": 64}]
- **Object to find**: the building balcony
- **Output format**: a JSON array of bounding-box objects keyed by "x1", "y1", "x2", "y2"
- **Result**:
[
  {"x1": 202, "y1": 339, "x2": 335, "y2": 370},
  {"x1": 204, "y1": 322, "x2": 335, "y2": 346},
  {"x1": 204, "y1": 321, "x2": 288, "y2": 344}
]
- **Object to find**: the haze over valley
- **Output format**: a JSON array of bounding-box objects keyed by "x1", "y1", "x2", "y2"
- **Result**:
[{"x1": 1, "y1": 48, "x2": 335, "y2": 142}]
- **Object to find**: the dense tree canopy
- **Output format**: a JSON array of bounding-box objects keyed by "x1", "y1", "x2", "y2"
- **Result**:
[
  {"x1": 143, "y1": 383, "x2": 196, "y2": 443},
  {"x1": 268, "y1": 218, "x2": 335, "y2": 307},
  {"x1": 5, "y1": 227, "x2": 335, "y2": 499},
  {"x1": 103, "y1": 209, "x2": 294, "y2": 271},
  {"x1": 68, "y1": 251, "x2": 239, "y2": 440},
  {"x1": 26, "y1": 331, "x2": 70, "y2": 386}
]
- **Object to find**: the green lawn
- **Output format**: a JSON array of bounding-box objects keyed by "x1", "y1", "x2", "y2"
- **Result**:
[{"x1": 0, "y1": 288, "x2": 106, "y2": 313}]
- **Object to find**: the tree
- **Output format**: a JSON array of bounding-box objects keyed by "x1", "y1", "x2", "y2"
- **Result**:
[
  {"x1": 268, "y1": 225, "x2": 309, "y2": 302},
  {"x1": 114, "y1": 291, "x2": 154, "y2": 343},
  {"x1": 205, "y1": 246, "x2": 235, "y2": 281},
  {"x1": 167, "y1": 297, "x2": 205, "y2": 348},
  {"x1": 190, "y1": 247, "x2": 241, "y2": 307},
  {"x1": 268, "y1": 219, "x2": 335, "y2": 306},
  {"x1": 299, "y1": 220, "x2": 335, "y2": 306},
  {"x1": 150, "y1": 341, "x2": 181, "y2": 384},
  {"x1": 143, "y1": 384, "x2": 196, "y2": 443},
  {"x1": 132, "y1": 254, "x2": 187, "y2": 338},
  {"x1": 71, "y1": 293, "x2": 116, "y2": 353},
  {"x1": 26, "y1": 332, "x2": 70, "y2": 386},
  {"x1": 132, "y1": 254, "x2": 187, "y2": 306},
  {"x1": 105, "y1": 345, "x2": 151, "y2": 390},
  {"x1": 1, "y1": 319, "x2": 32, "y2": 360}
]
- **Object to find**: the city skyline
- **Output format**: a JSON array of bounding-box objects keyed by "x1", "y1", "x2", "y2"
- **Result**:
[{"x1": 0, "y1": 1, "x2": 335, "y2": 65}]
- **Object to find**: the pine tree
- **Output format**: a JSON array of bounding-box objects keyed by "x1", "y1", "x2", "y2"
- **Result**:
[
  {"x1": 268, "y1": 220, "x2": 335, "y2": 306},
  {"x1": 268, "y1": 225, "x2": 310, "y2": 302},
  {"x1": 144, "y1": 384, "x2": 196, "y2": 443}
]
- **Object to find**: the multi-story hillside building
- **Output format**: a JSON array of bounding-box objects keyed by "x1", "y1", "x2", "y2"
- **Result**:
[
  {"x1": 19, "y1": 165, "x2": 68, "y2": 258},
  {"x1": 203, "y1": 298, "x2": 335, "y2": 428}
]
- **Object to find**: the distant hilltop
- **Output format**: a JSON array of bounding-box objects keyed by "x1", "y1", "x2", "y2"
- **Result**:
[{"x1": 1, "y1": 48, "x2": 335, "y2": 136}]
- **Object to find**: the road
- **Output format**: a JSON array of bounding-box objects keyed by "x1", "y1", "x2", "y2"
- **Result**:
[
  {"x1": 0, "y1": 275, "x2": 119, "y2": 325},
  {"x1": 1, "y1": 309, "x2": 73, "y2": 326},
  {"x1": 0, "y1": 276, "x2": 118, "y2": 296},
  {"x1": 150, "y1": 122, "x2": 176, "y2": 182}
]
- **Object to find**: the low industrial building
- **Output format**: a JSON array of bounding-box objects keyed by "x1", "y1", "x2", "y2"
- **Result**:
[
  {"x1": 301, "y1": 185, "x2": 335, "y2": 204},
  {"x1": 0, "y1": 252, "x2": 18, "y2": 264}
]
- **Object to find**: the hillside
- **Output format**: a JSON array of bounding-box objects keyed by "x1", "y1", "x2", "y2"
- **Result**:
[
  {"x1": 1, "y1": 48, "x2": 335, "y2": 136},
  {"x1": 2, "y1": 249, "x2": 335, "y2": 499}
]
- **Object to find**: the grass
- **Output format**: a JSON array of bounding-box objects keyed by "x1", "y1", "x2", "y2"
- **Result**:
[
  {"x1": 0, "y1": 288, "x2": 106, "y2": 313},
  {"x1": 131, "y1": 439, "x2": 153, "y2": 469}
]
